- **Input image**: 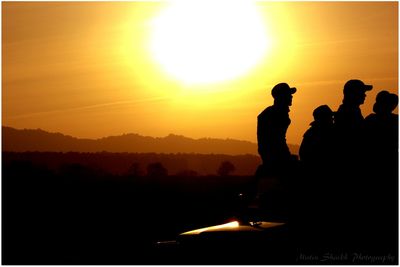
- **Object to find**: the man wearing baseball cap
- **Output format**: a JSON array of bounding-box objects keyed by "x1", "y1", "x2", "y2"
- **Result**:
[
  {"x1": 332, "y1": 79, "x2": 373, "y2": 249},
  {"x1": 257, "y1": 82, "x2": 297, "y2": 173},
  {"x1": 335, "y1": 79, "x2": 373, "y2": 128},
  {"x1": 334, "y1": 79, "x2": 373, "y2": 159}
]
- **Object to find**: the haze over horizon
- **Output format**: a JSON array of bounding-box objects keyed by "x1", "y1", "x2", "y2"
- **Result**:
[
  {"x1": 3, "y1": 125, "x2": 260, "y2": 142},
  {"x1": 3, "y1": 2, "x2": 398, "y2": 144}
]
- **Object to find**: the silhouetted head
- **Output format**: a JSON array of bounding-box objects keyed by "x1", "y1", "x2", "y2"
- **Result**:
[
  {"x1": 373, "y1": 90, "x2": 399, "y2": 115},
  {"x1": 343, "y1": 79, "x2": 373, "y2": 106},
  {"x1": 311, "y1": 105, "x2": 334, "y2": 126},
  {"x1": 271, "y1": 83, "x2": 296, "y2": 107}
]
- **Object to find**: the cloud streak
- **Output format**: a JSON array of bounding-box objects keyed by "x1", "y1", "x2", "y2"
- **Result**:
[{"x1": 8, "y1": 96, "x2": 169, "y2": 120}]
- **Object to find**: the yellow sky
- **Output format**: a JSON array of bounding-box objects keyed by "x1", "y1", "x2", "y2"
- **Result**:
[{"x1": 2, "y1": 1, "x2": 398, "y2": 145}]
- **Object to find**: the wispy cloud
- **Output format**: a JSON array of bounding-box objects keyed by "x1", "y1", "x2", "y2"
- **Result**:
[{"x1": 8, "y1": 96, "x2": 169, "y2": 120}]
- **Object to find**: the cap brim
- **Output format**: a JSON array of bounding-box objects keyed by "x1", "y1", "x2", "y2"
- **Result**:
[
  {"x1": 290, "y1": 87, "x2": 297, "y2": 94},
  {"x1": 364, "y1": 85, "x2": 373, "y2": 91}
]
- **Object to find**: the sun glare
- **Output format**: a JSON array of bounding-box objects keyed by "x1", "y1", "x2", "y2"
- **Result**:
[{"x1": 149, "y1": 1, "x2": 271, "y2": 85}]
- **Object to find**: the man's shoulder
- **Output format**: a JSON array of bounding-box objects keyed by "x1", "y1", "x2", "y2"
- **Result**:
[
  {"x1": 335, "y1": 104, "x2": 362, "y2": 122},
  {"x1": 336, "y1": 104, "x2": 348, "y2": 114},
  {"x1": 365, "y1": 113, "x2": 377, "y2": 121},
  {"x1": 336, "y1": 104, "x2": 360, "y2": 114},
  {"x1": 390, "y1": 113, "x2": 399, "y2": 120},
  {"x1": 258, "y1": 106, "x2": 274, "y2": 119},
  {"x1": 302, "y1": 127, "x2": 313, "y2": 138}
]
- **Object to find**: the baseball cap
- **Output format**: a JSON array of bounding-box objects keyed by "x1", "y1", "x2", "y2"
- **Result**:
[
  {"x1": 271, "y1": 83, "x2": 297, "y2": 99},
  {"x1": 343, "y1": 79, "x2": 373, "y2": 95}
]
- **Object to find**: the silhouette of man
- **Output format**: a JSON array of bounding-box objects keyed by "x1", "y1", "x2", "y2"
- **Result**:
[
  {"x1": 333, "y1": 79, "x2": 373, "y2": 166},
  {"x1": 365, "y1": 90, "x2": 398, "y2": 161},
  {"x1": 298, "y1": 105, "x2": 335, "y2": 245},
  {"x1": 252, "y1": 83, "x2": 297, "y2": 221},
  {"x1": 299, "y1": 105, "x2": 334, "y2": 165},
  {"x1": 257, "y1": 82, "x2": 297, "y2": 174},
  {"x1": 364, "y1": 90, "x2": 398, "y2": 251},
  {"x1": 335, "y1": 79, "x2": 372, "y2": 127},
  {"x1": 332, "y1": 79, "x2": 373, "y2": 250},
  {"x1": 364, "y1": 90, "x2": 398, "y2": 181}
]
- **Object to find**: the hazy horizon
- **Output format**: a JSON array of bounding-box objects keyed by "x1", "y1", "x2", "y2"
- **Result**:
[
  {"x1": 4, "y1": 125, "x2": 298, "y2": 146},
  {"x1": 2, "y1": 125, "x2": 260, "y2": 142},
  {"x1": 2, "y1": 125, "x2": 299, "y2": 156}
]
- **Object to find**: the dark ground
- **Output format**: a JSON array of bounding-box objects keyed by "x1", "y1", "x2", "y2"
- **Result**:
[
  {"x1": 2, "y1": 159, "x2": 256, "y2": 264},
  {"x1": 2, "y1": 157, "x2": 398, "y2": 264}
]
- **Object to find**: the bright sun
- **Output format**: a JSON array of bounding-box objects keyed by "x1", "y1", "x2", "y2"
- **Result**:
[{"x1": 149, "y1": 1, "x2": 271, "y2": 85}]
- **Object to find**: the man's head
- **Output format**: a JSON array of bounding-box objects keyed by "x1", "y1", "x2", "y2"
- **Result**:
[
  {"x1": 373, "y1": 90, "x2": 399, "y2": 115},
  {"x1": 343, "y1": 79, "x2": 373, "y2": 106},
  {"x1": 271, "y1": 83, "x2": 296, "y2": 106},
  {"x1": 312, "y1": 105, "x2": 334, "y2": 125}
]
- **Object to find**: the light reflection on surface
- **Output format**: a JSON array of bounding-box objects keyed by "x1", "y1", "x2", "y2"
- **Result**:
[
  {"x1": 181, "y1": 221, "x2": 240, "y2": 235},
  {"x1": 180, "y1": 221, "x2": 286, "y2": 236}
]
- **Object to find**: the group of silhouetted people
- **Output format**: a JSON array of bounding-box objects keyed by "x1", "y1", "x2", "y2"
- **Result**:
[{"x1": 255, "y1": 79, "x2": 398, "y2": 253}]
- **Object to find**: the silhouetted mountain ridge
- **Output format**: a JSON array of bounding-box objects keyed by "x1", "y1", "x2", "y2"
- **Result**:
[{"x1": 2, "y1": 126, "x2": 299, "y2": 155}]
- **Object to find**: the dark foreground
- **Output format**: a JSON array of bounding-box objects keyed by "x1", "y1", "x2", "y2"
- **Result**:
[
  {"x1": 3, "y1": 159, "x2": 256, "y2": 264},
  {"x1": 2, "y1": 159, "x2": 398, "y2": 264}
]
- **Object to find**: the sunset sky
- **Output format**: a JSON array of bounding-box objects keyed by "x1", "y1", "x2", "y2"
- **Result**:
[{"x1": 3, "y1": 1, "x2": 398, "y2": 145}]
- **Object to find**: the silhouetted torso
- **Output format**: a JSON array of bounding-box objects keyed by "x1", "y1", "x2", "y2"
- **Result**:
[
  {"x1": 252, "y1": 83, "x2": 296, "y2": 223},
  {"x1": 365, "y1": 112, "x2": 398, "y2": 158},
  {"x1": 335, "y1": 103, "x2": 364, "y2": 131},
  {"x1": 299, "y1": 104, "x2": 334, "y2": 172},
  {"x1": 365, "y1": 90, "x2": 398, "y2": 164},
  {"x1": 329, "y1": 80, "x2": 373, "y2": 249},
  {"x1": 364, "y1": 111, "x2": 398, "y2": 194},
  {"x1": 300, "y1": 124, "x2": 333, "y2": 162},
  {"x1": 257, "y1": 105, "x2": 291, "y2": 166},
  {"x1": 363, "y1": 91, "x2": 398, "y2": 253},
  {"x1": 297, "y1": 105, "x2": 335, "y2": 245},
  {"x1": 333, "y1": 102, "x2": 367, "y2": 173}
]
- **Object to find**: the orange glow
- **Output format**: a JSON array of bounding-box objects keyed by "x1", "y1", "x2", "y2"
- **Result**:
[{"x1": 2, "y1": 2, "x2": 398, "y2": 145}]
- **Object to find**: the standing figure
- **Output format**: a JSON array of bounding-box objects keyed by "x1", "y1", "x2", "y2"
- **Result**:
[
  {"x1": 253, "y1": 82, "x2": 297, "y2": 221},
  {"x1": 257, "y1": 82, "x2": 297, "y2": 175},
  {"x1": 332, "y1": 79, "x2": 373, "y2": 250},
  {"x1": 299, "y1": 105, "x2": 335, "y2": 243},
  {"x1": 364, "y1": 90, "x2": 398, "y2": 252},
  {"x1": 334, "y1": 79, "x2": 373, "y2": 168}
]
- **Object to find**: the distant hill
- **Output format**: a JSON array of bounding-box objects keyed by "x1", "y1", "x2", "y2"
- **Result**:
[
  {"x1": 3, "y1": 151, "x2": 261, "y2": 176},
  {"x1": 2, "y1": 126, "x2": 299, "y2": 155}
]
